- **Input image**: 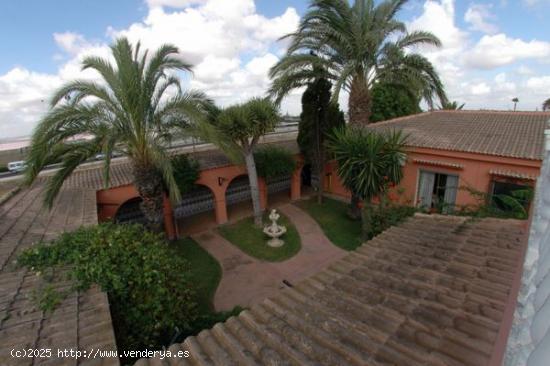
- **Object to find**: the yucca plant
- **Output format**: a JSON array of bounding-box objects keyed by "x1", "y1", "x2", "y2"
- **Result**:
[
  {"x1": 269, "y1": 0, "x2": 447, "y2": 124},
  {"x1": 24, "y1": 37, "x2": 209, "y2": 231},
  {"x1": 327, "y1": 126, "x2": 407, "y2": 238}
]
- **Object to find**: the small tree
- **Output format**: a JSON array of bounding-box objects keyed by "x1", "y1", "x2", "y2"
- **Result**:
[
  {"x1": 298, "y1": 76, "x2": 345, "y2": 203},
  {"x1": 370, "y1": 82, "x2": 421, "y2": 122},
  {"x1": 188, "y1": 98, "x2": 280, "y2": 226},
  {"x1": 512, "y1": 97, "x2": 519, "y2": 111},
  {"x1": 542, "y1": 98, "x2": 550, "y2": 111},
  {"x1": 327, "y1": 126, "x2": 407, "y2": 239},
  {"x1": 170, "y1": 154, "x2": 200, "y2": 195},
  {"x1": 254, "y1": 146, "x2": 296, "y2": 181}
]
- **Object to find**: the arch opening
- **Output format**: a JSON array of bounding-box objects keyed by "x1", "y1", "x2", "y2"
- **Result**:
[
  {"x1": 114, "y1": 197, "x2": 147, "y2": 225},
  {"x1": 266, "y1": 174, "x2": 292, "y2": 208},
  {"x1": 174, "y1": 184, "x2": 216, "y2": 235},
  {"x1": 225, "y1": 174, "x2": 254, "y2": 222}
]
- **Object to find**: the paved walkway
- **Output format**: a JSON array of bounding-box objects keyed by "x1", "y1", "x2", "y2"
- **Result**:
[{"x1": 191, "y1": 203, "x2": 347, "y2": 311}]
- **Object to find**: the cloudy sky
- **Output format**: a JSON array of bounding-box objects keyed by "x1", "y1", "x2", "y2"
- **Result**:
[{"x1": 1, "y1": 0, "x2": 550, "y2": 139}]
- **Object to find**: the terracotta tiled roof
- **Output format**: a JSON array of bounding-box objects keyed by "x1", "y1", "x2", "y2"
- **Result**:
[
  {"x1": 60, "y1": 139, "x2": 300, "y2": 190},
  {"x1": 0, "y1": 185, "x2": 119, "y2": 366},
  {"x1": 489, "y1": 169, "x2": 538, "y2": 181},
  {"x1": 413, "y1": 158, "x2": 464, "y2": 169},
  {"x1": 136, "y1": 214, "x2": 527, "y2": 366},
  {"x1": 368, "y1": 110, "x2": 550, "y2": 160}
]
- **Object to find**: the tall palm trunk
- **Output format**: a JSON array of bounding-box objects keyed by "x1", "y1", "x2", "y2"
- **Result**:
[
  {"x1": 348, "y1": 75, "x2": 372, "y2": 125},
  {"x1": 315, "y1": 104, "x2": 325, "y2": 204},
  {"x1": 361, "y1": 201, "x2": 373, "y2": 241},
  {"x1": 133, "y1": 163, "x2": 165, "y2": 232},
  {"x1": 348, "y1": 74, "x2": 371, "y2": 215},
  {"x1": 349, "y1": 190, "x2": 361, "y2": 220},
  {"x1": 315, "y1": 150, "x2": 325, "y2": 204},
  {"x1": 244, "y1": 151, "x2": 263, "y2": 227}
]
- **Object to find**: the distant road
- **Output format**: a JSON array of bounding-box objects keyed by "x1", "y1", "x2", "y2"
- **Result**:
[{"x1": 0, "y1": 126, "x2": 298, "y2": 183}]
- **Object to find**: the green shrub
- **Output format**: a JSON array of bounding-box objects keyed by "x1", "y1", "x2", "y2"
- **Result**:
[
  {"x1": 171, "y1": 154, "x2": 200, "y2": 195},
  {"x1": 18, "y1": 223, "x2": 197, "y2": 352},
  {"x1": 0, "y1": 165, "x2": 8, "y2": 173},
  {"x1": 367, "y1": 204, "x2": 417, "y2": 239},
  {"x1": 453, "y1": 186, "x2": 532, "y2": 220},
  {"x1": 254, "y1": 146, "x2": 296, "y2": 180}
]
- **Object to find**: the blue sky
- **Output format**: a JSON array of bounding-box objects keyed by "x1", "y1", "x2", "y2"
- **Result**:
[{"x1": 1, "y1": 0, "x2": 550, "y2": 138}]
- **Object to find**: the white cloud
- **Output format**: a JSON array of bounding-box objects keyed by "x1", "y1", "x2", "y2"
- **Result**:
[
  {"x1": 517, "y1": 65, "x2": 535, "y2": 75},
  {"x1": 465, "y1": 34, "x2": 550, "y2": 69},
  {"x1": 526, "y1": 75, "x2": 550, "y2": 92},
  {"x1": 408, "y1": 0, "x2": 468, "y2": 86},
  {"x1": 407, "y1": 0, "x2": 550, "y2": 111},
  {"x1": 145, "y1": 0, "x2": 206, "y2": 9},
  {"x1": 0, "y1": 68, "x2": 60, "y2": 138},
  {"x1": 464, "y1": 4, "x2": 498, "y2": 34},
  {"x1": 0, "y1": 0, "x2": 300, "y2": 138},
  {"x1": 471, "y1": 82, "x2": 491, "y2": 95},
  {"x1": 3, "y1": 0, "x2": 550, "y2": 139},
  {"x1": 53, "y1": 32, "x2": 91, "y2": 56}
]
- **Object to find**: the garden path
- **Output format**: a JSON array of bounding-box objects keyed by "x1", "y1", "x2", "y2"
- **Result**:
[{"x1": 191, "y1": 203, "x2": 347, "y2": 311}]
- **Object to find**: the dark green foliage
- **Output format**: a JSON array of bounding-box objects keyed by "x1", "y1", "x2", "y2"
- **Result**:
[
  {"x1": 367, "y1": 203, "x2": 417, "y2": 240},
  {"x1": 298, "y1": 77, "x2": 345, "y2": 158},
  {"x1": 327, "y1": 127, "x2": 407, "y2": 202},
  {"x1": 0, "y1": 166, "x2": 8, "y2": 173},
  {"x1": 439, "y1": 100, "x2": 465, "y2": 110},
  {"x1": 254, "y1": 146, "x2": 296, "y2": 180},
  {"x1": 24, "y1": 37, "x2": 209, "y2": 221},
  {"x1": 216, "y1": 98, "x2": 280, "y2": 150},
  {"x1": 269, "y1": 0, "x2": 448, "y2": 122},
  {"x1": 170, "y1": 154, "x2": 200, "y2": 195},
  {"x1": 370, "y1": 83, "x2": 421, "y2": 123},
  {"x1": 18, "y1": 224, "x2": 198, "y2": 352},
  {"x1": 30, "y1": 280, "x2": 66, "y2": 314},
  {"x1": 327, "y1": 126, "x2": 408, "y2": 237},
  {"x1": 455, "y1": 186, "x2": 533, "y2": 220}
]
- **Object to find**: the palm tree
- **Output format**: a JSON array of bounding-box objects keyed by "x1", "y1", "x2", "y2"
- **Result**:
[
  {"x1": 269, "y1": 0, "x2": 447, "y2": 125},
  {"x1": 512, "y1": 97, "x2": 519, "y2": 111},
  {"x1": 327, "y1": 126, "x2": 406, "y2": 237},
  {"x1": 542, "y1": 98, "x2": 550, "y2": 111},
  {"x1": 186, "y1": 98, "x2": 280, "y2": 226},
  {"x1": 439, "y1": 101, "x2": 465, "y2": 110},
  {"x1": 24, "y1": 37, "x2": 208, "y2": 231}
]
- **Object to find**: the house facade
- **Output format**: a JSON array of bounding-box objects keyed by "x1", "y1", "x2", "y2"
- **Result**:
[{"x1": 324, "y1": 110, "x2": 548, "y2": 213}]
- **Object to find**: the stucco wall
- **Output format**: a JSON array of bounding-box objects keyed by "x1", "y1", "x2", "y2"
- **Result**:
[
  {"x1": 505, "y1": 128, "x2": 550, "y2": 365},
  {"x1": 324, "y1": 147, "x2": 541, "y2": 209}
]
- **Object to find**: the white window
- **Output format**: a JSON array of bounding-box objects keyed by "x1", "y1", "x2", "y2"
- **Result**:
[{"x1": 417, "y1": 171, "x2": 459, "y2": 213}]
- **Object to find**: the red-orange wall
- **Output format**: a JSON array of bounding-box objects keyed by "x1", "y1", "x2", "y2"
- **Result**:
[
  {"x1": 96, "y1": 156, "x2": 304, "y2": 227},
  {"x1": 324, "y1": 147, "x2": 541, "y2": 209}
]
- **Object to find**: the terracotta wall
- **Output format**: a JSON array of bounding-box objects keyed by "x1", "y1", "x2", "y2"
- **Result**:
[
  {"x1": 96, "y1": 156, "x2": 304, "y2": 230},
  {"x1": 324, "y1": 147, "x2": 541, "y2": 208}
]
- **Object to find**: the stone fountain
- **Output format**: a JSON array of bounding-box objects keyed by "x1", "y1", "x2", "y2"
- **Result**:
[{"x1": 263, "y1": 209, "x2": 287, "y2": 247}]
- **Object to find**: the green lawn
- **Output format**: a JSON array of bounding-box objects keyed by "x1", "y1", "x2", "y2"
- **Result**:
[
  {"x1": 296, "y1": 197, "x2": 362, "y2": 251},
  {"x1": 173, "y1": 238, "x2": 221, "y2": 313},
  {"x1": 218, "y1": 213, "x2": 301, "y2": 262},
  {"x1": 172, "y1": 237, "x2": 242, "y2": 343}
]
